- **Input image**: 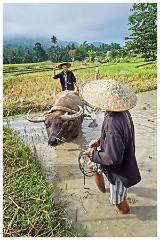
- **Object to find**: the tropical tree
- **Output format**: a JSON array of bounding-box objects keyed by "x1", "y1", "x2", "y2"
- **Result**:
[
  {"x1": 33, "y1": 42, "x2": 48, "y2": 62},
  {"x1": 23, "y1": 49, "x2": 34, "y2": 63},
  {"x1": 86, "y1": 50, "x2": 96, "y2": 62},
  {"x1": 3, "y1": 49, "x2": 10, "y2": 64},
  {"x1": 10, "y1": 48, "x2": 23, "y2": 64},
  {"x1": 51, "y1": 35, "x2": 57, "y2": 45},
  {"x1": 110, "y1": 42, "x2": 121, "y2": 50},
  {"x1": 3, "y1": 35, "x2": 125, "y2": 64},
  {"x1": 125, "y1": 3, "x2": 157, "y2": 60},
  {"x1": 47, "y1": 45, "x2": 70, "y2": 62}
]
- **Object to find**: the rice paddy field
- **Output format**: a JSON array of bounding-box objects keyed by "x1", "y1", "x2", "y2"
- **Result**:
[
  {"x1": 3, "y1": 60, "x2": 157, "y2": 237},
  {"x1": 3, "y1": 60, "x2": 157, "y2": 116}
]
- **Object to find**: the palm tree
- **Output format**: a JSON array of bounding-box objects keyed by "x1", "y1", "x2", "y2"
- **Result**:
[{"x1": 51, "y1": 35, "x2": 57, "y2": 45}]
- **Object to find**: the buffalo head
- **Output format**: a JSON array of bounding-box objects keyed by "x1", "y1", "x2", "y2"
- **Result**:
[{"x1": 26, "y1": 105, "x2": 84, "y2": 145}]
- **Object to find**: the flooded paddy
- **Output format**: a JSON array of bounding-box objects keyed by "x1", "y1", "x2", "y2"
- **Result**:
[{"x1": 3, "y1": 90, "x2": 157, "y2": 237}]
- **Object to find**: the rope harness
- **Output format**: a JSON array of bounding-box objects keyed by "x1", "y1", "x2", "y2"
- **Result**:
[
  {"x1": 78, "y1": 151, "x2": 93, "y2": 190},
  {"x1": 78, "y1": 150, "x2": 104, "y2": 190},
  {"x1": 52, "y1": 127, "x2": 66, "y2": 143}
]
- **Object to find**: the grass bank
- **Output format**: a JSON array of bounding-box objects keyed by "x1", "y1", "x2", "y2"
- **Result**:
[
  {"x1": 3, "y1": 127, "x2": 84, "y2": 237},
  {"x1": 3, "y1": 60, "x2": 157, "y2": 116}
]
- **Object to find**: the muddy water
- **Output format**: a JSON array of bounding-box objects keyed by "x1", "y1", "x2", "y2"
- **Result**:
[{"x1": 3, "y1": 90, "x2": 157, "y2": 237}]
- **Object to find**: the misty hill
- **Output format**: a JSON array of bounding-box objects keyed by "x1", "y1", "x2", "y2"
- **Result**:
[
  {"x1": 3, "y1": 36, "x2": 105, "y2": 49},
  {"x1": 3, "y1": 36, "x2": 79, "y2": 48},
  {"x1": 88, "y1": 42, "x2": 105, "y2": 47}
]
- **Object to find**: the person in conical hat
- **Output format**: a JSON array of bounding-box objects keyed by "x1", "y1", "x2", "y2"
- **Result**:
[
  {"x1": 51, "y1": 62, "x2": 79, "y2": 92},
  {"x1": 83, "y1": 79, "x2": 141, "y2": 214}
]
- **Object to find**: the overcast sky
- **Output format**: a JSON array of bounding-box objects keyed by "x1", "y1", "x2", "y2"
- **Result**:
[{"x1": 3, "y1": 3, "x2": 133, "y2": 45}]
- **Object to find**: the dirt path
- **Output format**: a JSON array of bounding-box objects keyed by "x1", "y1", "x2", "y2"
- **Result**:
[{"x1": 50, "y1": 90, "x2": 157, "y2": 237}]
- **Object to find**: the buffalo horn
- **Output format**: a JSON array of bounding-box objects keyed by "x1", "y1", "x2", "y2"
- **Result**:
[
  {"x1": 26, "y1": 109, "x2": 45, "y2": 122},
  {"x1": 60, "y1": 105, "x2": 83, "y2": 120}
]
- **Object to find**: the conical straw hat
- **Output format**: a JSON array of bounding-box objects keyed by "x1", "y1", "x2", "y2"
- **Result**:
[
  {"x1": 81, "y1": 79, "x2": 137, "y2": 111},
  {"x1": 58, "y1": 62, "x2": 71, "y2": 69}
]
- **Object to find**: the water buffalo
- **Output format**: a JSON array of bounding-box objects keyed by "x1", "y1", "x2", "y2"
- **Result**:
[{"x1": 26, "y1": 90, "x2": 85, "y2": 145}]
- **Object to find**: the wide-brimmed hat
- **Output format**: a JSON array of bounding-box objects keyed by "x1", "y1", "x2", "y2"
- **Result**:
[
  {"x1": 58, "y1": 62, "x2": 71, "y2": 69},
  {"x1": 81, "y1": 79, "x2": 137, "y2": 111}
]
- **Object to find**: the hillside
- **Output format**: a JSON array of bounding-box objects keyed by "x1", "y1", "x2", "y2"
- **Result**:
[
  {"x1": 3, "y1": 36, "x2": 79, "y2": 48},
  {"x1": 3, "y1": 36, "x2": 106, "y2": 49}
]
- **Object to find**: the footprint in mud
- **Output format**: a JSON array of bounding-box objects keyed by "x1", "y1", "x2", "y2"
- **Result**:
[
  {"x1": 83, "y1": 190, "x2": 94, "y2": 199},
  {"x1": 141, "y1": 103, "x2": 151, "y2": 110},
  {"x1": 127, "y1": 197, "x2": 138, "y2": 204}
]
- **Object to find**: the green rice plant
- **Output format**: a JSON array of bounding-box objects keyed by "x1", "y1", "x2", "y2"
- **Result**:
[{"x1": 3, "y1": 127, "x2": 84, "y2": 237}]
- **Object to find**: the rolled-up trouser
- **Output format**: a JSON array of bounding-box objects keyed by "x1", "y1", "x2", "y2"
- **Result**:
[
  {"x1": 87, "y1": 160, "x2": 128, "y2": 204},
  {"x1": 109, "y1": 180, "x2": 128, "y2": 205}
]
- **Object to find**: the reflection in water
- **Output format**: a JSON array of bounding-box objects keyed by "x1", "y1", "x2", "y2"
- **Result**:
[{"x1": 3, "y1": 90, "x2": 157, "y2": 183}]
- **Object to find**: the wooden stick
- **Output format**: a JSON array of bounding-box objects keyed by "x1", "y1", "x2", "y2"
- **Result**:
[{"x1": 5, "y1": 164, "x2": 32, "y2": 180}]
